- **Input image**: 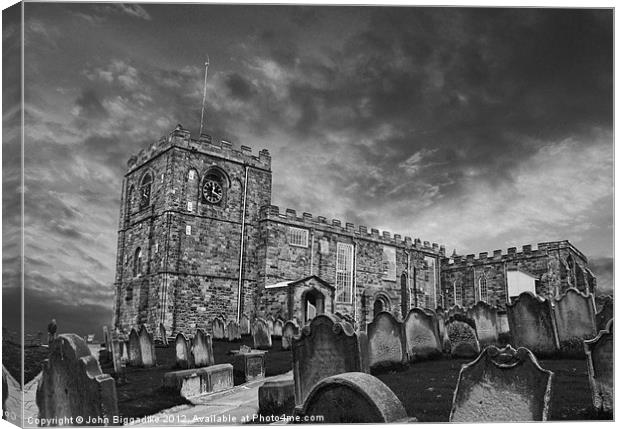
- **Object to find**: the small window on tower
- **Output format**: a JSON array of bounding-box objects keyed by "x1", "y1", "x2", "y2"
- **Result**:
[
  {"x1": 187, "y1": 201, "x2": 194, "y2": 212},
  {"x1": 139, "y1": 173, "x2": 153, "y2": 209},
  {"x1": 288, "y1": 227, "x2": 308, "y2": 247},
  {"x1": 186, "y1": 225, "x2": 192, "y2": 235},
  {"x1": 133, "y1": 247, "x2": 143, "y2": 277},
  {"x1": 188, "y1": 170, "x2": 196, "y2": 181}
]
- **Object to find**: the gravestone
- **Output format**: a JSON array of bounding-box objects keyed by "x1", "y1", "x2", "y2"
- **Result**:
[
  {"x1": 109, "y1": 333, "x2": 125, "y2": 384},
  {"x1": 467, "y1": 301, "x2": 500, "y2": 347},
  {"x1": 227, "y1": 320, "x2": 241, "y2": 342},
  {"x1": 292, "y1": 314, "x2": 369, "y2": 407},
  {"x1": 403, "y1": 308, "x2": 442, "y2": 361},
  {"x1": 367, "y1": 311, "x2": 406, "y2": 368},
  {"x1": 121, "y1": 339, "x2": 129, "y2": 364},
  {"x1": 595, "y1": 298, "x2": 613, "y2": 332},
  {"x1": 175, "y1": 333, "x2": 192, "y2": 369},
  {"x1": 446, "y1": 315, "x2": 480, "y2": 358},
  {"x1": 552, "y1": 288, "x2": 597, "y2": 357},
  {"x1": 128, "y1": 328, "x2": 142, "y2": 366},
  {"x1": 36, "y1": 334, "x2": 119, "y2": 424},
  {"x1": 584, "y1": 322, "x2": 613, "y2": 413},
  {"x1": 266, "y1": 316, "x2": 275, "y2": 337},
  {"x1": 240, "y1": 314, "x2": 251, "y2": 336},
  {"x1": 273, "y1": 319, "x2": 284, "y2": 338},
  {"x1": 450, "y1": 345, "x2": 554, "y2": 422},
  {"x1": 212, "y1": 317, "x2": 225, "y2": 340},
  {"x1": 435, "y1": 310, "x2": 451, "y2": 353},
  {"x1": 138, "y1": 326, "x2": 157, "y2": 367},
  {"x1": 158, "y1": 323, "x2": 168, "y2": 346},
  {"x1": 233, "y1": 350, "x2": 266, "y2": 384},
  {"x1": 191, "y1": 329, "x2": 214, "y2": 368},
  {"x1": 507, "y1": 292, "x2": 559, "y2": 357},
  {"x1": 164, "y1": 364, "x2": 234, "y2": 399},
  {"x1": 282, "y1": 320, "x2": 299, "y2": 351},
  {"x1": 253, "y1": 318, "x2": 272, "y2": 349},
  {"x1": 259, "y1": 377, "x2": 295, "y2": 417},
  {"x1": 297, "y1": 372, "x2": 407, "y2": 423}
]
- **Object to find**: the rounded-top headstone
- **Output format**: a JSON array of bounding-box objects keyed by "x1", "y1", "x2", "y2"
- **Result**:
[{"x1": 299, "y1": 372, "x2": 407, "y2": 423}]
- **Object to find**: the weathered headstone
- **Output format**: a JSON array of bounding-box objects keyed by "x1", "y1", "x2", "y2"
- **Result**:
[
  {"x1": 233, "y1": 350, "x2": 267, "y2": 383},
  {"x1": 282, "y1": 320, "x2": 299, "y2": 351},
  {"x1": 164, "y1": 364, "x2": 234, "y2": 399},
  {"x1": 259, "y1": 377, "x2": 295, "y2": 417},
  {"x1": 507, "y1": 292, "x2": 559, "y2": 357},
  {"x1": 120, "y1": 339, "x2": 129, "y2": 364},
  {"x1": 595, "y1": 298, "x2": 613, "y2": 332},
  {"x1": 253, "y1": 317, "x2": 272, "y2": 349},
  {"x1": 292, "y1": 314, "x2": 369, "y2": 407},
  {"x1": 367, "y1": 311, "x2": 406, "y2": 368},
  {"x1": 273, "y1": 319, "x2": 284, "y2": 338},
  {"x1": 467, "y1": 301, "x2": 500, "y2": 347},
  {"x1": 552, "y1": 288, "x2": 597, "y2": 357},
  {"x1": 266, "y1": 316, "x2": 275, "y2": 337},
  {"x1": 297, "y1": 372, "x2": 407, "y2": 423},
  {"x1": 227, "y1": 320, "x2": 241, "y2": 342},
  {"x1": 191, "y1": 329, "x2": 214, "y2": 368},
  {"x1": 212, "y1": 317, "x2": 225, "y2": 340},
  {"x1": 158, "y1": 323, "x2": 168, "y2": 346},
  {"x1": 584, "y1": 322, "x2": 613, "y2": 413},
  {"x1": 138, "y1": 325, "x2": 156, "y2": 367},
  {"x1": 403, "y1": 308, "x2": 442, "y2": 361},
  {"x1": 109, "y1": 333, "x2": 126, "y2": 384},
  {"x1": 450, "y1": 345, "x2": 554, "y2": 422},
  {"x1": 240, "y1": 314, "x2": 251, "y2": 336},
  {"x1": 36, "y1": 334, "x2": 119, "y2": 424},
  {"x1": 446, "y1": 315, "x2": 480, "y2": 358},
  {"x1": 175, "y1": 333, "x2": 192, "y2": 369},
  {"x1": 128, "y1": 328, "x2": 142, "y2": 366}
]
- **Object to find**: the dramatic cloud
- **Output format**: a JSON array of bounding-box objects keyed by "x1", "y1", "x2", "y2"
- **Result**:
[{"x1": 3, "y1": 4, "x2": 612, "y2": 336}]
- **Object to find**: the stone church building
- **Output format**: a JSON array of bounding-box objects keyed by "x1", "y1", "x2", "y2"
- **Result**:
[{"x1": 113, "y1": 124, "x2": 597, "y2": 334}]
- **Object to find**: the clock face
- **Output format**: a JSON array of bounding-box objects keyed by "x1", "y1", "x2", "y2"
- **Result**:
[{"x1": 203, "y1": 179, "x2": 223, "y2": 203}]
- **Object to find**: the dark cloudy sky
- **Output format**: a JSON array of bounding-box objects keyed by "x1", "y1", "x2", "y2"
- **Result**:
[{"x1": 2, "y1": 2, "x2": 613, "y2": 337}]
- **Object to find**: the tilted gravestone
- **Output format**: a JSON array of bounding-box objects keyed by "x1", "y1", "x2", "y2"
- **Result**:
[
  {"x1": 467, "y1": 301, "x2": 500, "y2": 348},
  {"x1": 367, "y1": 311, "x2": 406, "y2": 368},
  {"x1": 595, "y1": 297, "x2": 613, "y2": 332},
  {"x1": 138, "y1": 325, "x2": 157, "y2": 367},
  {"x1": 109, "y1": 333, "x2": 125, "y2": 383},
  {"x1": 227, "y1": 320, "x2": 241, "y2": 342},
  {"x1": 266, "y1": 316, "x2": 275, "y2": 337},
  {"x1": 191, "y1": 329, "x2": 214, "y2": 368},
  {"x1": 36, "y1": 334, "x2": 119, "y2": 425},
  {"x1": 552, "y1": 288, "x2": 597, "y2": 357},
  {"x1": 292, "y1": 314, "x2": 369, "y2": 407},
  {"x1": 212, "y1": 317, "x2": 225, "y2": 340},
  {"x1": 282, "y1": 320, "x2": 299, "y2": 351},
  {"x1": 446, "y1": 315, "x2": 480, "y2": 358},
  {"x1": 297, "y1": 372, "x2": 407, "y2": 423},
  {"x1": 507, "y1": 292, "x2": 559, "y2": 357},
  {"x1": 128, "y1": 328, "x2": 142, "y2": 367},
  {"x1": 584, "y1": 319, "x2": 613, "y2": 413},
  {"x1": 175, "y1": 333, "x2": 192, "y2": 369},
  {"x1": 450, "y1": 345, "x2": 554, "y2": 422},
  {"x1": 240, "y1": 314, "x2": 251, "y2": 336},
  {"x1": 403, "y1": 308, "x2": 442, "y2": 361},
  {"x1": 273, "y1": 319, "x2": 284, "y2": 338},
  {"x1": 253, "y1": 318, "x2": 272, "y2": 350}
]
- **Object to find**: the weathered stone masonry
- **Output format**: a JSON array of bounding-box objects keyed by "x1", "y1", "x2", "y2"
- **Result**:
[{"x1": 113, "y1": 124, "x2": 597, "y2": 335}]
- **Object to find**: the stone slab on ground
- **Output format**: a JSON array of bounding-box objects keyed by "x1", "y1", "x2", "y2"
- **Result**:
[{"x1": 163, "y1": 364, "x2": 234, "y2": 399}]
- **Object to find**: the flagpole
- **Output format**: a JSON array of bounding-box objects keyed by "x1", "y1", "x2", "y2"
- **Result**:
[{"x1": 199, "y1": 55, "x2": 210, "y2": 136}]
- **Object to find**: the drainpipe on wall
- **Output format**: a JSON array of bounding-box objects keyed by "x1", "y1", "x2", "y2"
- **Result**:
[
  {"x1": 352, "y1": 242, "x2": 357, "y2": 323},
  {"x1": 310, "y1": 230, "x2": 315, "y2": 276},
  {"x1": 236, "y1": 165, "x2": 249, "y2": 322}
]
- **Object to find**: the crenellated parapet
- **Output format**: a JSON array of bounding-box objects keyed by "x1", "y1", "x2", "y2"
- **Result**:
[
  {"x1": 259, "y1": 204, "x2": 446, "y2": 256},
  {"x1": 441, "y1": 240, "x2": 587, "y2": 269},
  {"x1": 126, "y1": 124, "x2": 271, "y2": 173}
]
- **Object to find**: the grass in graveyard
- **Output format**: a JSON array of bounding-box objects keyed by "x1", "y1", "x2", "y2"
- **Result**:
[
  {"x1": 105, "y1": 336, "x2": 293, "y2": 419},
  {"x1": 3, "y1": 340, "x2": 50, "y2": 385},
  {"x1": 374, "y1": 357, "x2": 612, "y2": 422}
]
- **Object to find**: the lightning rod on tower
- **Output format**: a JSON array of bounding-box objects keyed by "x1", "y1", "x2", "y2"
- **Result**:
[{"x1": 199, "y1": 55, "x2": 210, "y2": 136}]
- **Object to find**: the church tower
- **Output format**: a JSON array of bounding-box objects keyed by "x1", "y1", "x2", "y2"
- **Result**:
[{"x1": 113, "y1": 124, "x2": 272, "y2": 334}]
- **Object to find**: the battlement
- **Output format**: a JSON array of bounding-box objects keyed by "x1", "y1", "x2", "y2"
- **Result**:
[
  {"x1": 442, "y1": 240, "x2": 587, "y2": 267},
  {"x1": 126, "y1": 124, "x2": 271, "y2": 173},
  {"x1": 259, "y1": 205, "x2": 446, "y2": 256}
]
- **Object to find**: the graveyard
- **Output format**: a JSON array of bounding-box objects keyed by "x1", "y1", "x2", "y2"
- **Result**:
[{"x1": 8, "y1": 290, "x2": 613, "y2": 425}]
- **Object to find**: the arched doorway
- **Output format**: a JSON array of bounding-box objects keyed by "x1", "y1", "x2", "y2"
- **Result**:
[
  {"x1": 373, "y1": 294, "x2": 390, "y2": 319},
  {"x1": 302, "y1": 288, "x2": 325, "y2": 323}
]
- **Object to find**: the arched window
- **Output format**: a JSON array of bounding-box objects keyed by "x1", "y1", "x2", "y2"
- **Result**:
[
  {"x1": 453, "y1": 281, "x2": 463, "y2": 306},
  {"x1": 478, "y1": 275, "x2": 488, "y2": 303},
  {"x1": 139, "y1": 173, "x2": 153, "y2": 209},
  {"x1": 134, "y1": 247, "x2": 143, "y2": 277}
]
